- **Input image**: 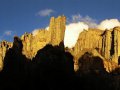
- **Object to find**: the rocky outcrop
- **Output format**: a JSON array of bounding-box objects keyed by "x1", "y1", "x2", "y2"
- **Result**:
[
  {"x1": 0, "y1": 15, "x2": 120, "y2": 74},
  {"x1": 49, "y1": 16, "x2": 66, "y2": 46},
  {"x1": 21, "y1": 16, "x2": 66, "y2": 59},
  {"x1": 74, "y1": 29, "x2": 103, "y2": 56},
  {"x1": 0, "y1": 41, "x2": 12, "y2": 70},
  {"x1": 73, "y1": 27, "x2": 120, "y2": 72},
  {"x1": 0, "y1": 15, "x2": 66, "y2": 70},
  {"x1": 21, "y1": 30, "x2": 50, "y2": 59},
  {"x1": 72, "y1": 29, "x2": 103, "y2": 71}
]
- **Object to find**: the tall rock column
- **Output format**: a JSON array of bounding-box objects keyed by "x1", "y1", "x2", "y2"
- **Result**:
[
  {"x1": 112, "y1": 27, "x2": 120, "y2": 64},
  {"x1": 49, "y1": 16, "x2": 66, "y2": 46},
  {"x1": 102, "y1": 30, "x2": 111, "y2": 59},
  {"x1": 0, "y1": 41, "x2": 12, "y2": 71},
  {"x1": 117, "y1": 28, "x2": 120, "y2": 56},
  {"x1": 21, "y1": 33, "x2": 33, "y2": 59}
]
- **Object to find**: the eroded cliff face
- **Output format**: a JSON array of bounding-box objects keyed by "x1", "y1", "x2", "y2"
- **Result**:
[
  {"x1": 0, "y1": 16, "x2": 66, "y2": 70},
  {"x1": 21, "y1": 16, "x2": 66, "y2": 59},
  {"x1": 73, "y1": 27, "x2": 120, "y2": 72},
  {"x1": 0, "y1": 16, "x2": 120, "y2": 73},
  {"x1": 21, "y1": 30, "x2": 50, "y2": 59}
]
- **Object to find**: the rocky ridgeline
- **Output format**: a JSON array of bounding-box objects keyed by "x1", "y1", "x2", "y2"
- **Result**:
[{"x1": 0, "y1": 15, "x2": 120, "y2": 73}]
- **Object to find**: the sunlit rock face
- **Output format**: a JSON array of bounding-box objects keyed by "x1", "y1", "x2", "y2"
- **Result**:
[
  {"x1": 21, "y1": 16, "x2": 66, "y2": 59},
  {"x1": 73, "y1": 27, "x2": 120, "y2": 72},
  {"x1": 0, "y1": 41, "x2": 12, "y2": 71},
  {"x1": 0, "y1": 15, "x2": 120, "y2": 73}
]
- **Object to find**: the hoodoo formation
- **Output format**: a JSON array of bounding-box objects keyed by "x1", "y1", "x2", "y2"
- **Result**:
[{"x1": 0, "y1": 15, "x2": 120, "y2": 73}]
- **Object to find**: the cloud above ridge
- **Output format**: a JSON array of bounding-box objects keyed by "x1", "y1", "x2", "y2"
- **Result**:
[
  {"x1": 4, "y1": 30, "x2": 12, "y2": 36},
  {"x1": 71, "y1": 14, "x2": 97, "y2": 28},
  {"x1": 64, "y1": 14, "x2": 120, "y2": 48},
  {"x1": 36, "y1": 9, "x2": 54, "y2": 17},
  {"x1": 64, "y1": 14, "x2": 95, "y2": 48},
  {"x1": 32, "y1": 29, "x2": 40, "y2": 36},
  {"x1": 0, "y1": 30, "x2": 16, "y2": 41},
  {"x1": 64, "y1": 22, "x2": 88, "y2": 48},
  {"x1": 32, "y1": 14, "x2": 120, "y2": 48},
  {"x1": 97, "y1": 19, "x2": 120, "y2": 30}
]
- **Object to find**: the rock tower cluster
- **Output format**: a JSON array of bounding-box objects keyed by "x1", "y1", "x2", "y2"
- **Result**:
[
  {"x1": 21, "y1": 16, "x2": 66, "y2": 58},
  {"x1": 0, "y1": 15, "x2": 66, "y2": 63},
  {"x1": 73, "y1": 27, "x2": 120, "y2": 71},
  {"x1": 0, "y1": 15, "x2": 120, "y2": 72},
  {"x1": 73, "y1": 27, "x2": 120, "y2": 63}
]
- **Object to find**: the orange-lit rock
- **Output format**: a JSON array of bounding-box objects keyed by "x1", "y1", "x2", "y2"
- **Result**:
[{"x1": 0, "y1": 16, "x2": 120, "y2": 73}]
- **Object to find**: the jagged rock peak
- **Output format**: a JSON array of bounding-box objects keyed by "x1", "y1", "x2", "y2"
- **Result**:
[{"x1": 21, "y1": 15, "x2": 66, "y2": 59}]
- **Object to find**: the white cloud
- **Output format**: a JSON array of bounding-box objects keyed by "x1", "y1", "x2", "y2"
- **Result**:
[
  {"x1": 0, "y1": 30, "x2": 16, "y2": 41},
  {"x1": 72, "y1": 14, "x2": 82, "y2": 22},
  {"x1": 71, "y1": 14, "x2": 120, "y2": 30},
  {"x1": 36, "y1": 9, "x2": 54, "y2": 16},
  {"x1": 71, "y1": 14, "x2": 97, "y2": 28},
  {"x1": 97, "y1": 19, "x2": 120, "y2": 30},
  {"x1": 4, "y1": 30, "x2": 12, "y2": 36},
  {"x1": 64, "y1": 22, "x2": 88, "y2": 48},
  {"x1": 45, "y1": 26, "x2": 49, "y2": 31},
  {"x1": 32, "y1": 29, "x2": 40, "y2": 36},
  {"x1": 64, "y1": 14, "x2": 95, "y2": 48},
  {"x1": 32, "y1": 26, "x2": 49, "y2": 36}
]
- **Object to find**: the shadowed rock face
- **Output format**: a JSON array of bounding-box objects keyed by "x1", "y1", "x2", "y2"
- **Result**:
[
  {"x1": 0, "y1": 37, "x2": 119, "y2": 90},
  {"x1": 78, "y1": 52, "x2": 105, "y2": 74},
  {"x1": 0, "y1": 37, "x2": 75, "y2": 90}
]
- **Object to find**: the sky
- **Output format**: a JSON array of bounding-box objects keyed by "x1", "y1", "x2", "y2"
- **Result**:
[{"x1": 0, "y1": 0, "x2": 120, "y2": 44}]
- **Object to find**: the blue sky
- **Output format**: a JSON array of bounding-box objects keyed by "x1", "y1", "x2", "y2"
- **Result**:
[{"x1": 0, "y1": 0, "x2": 120, "y2": 42}]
